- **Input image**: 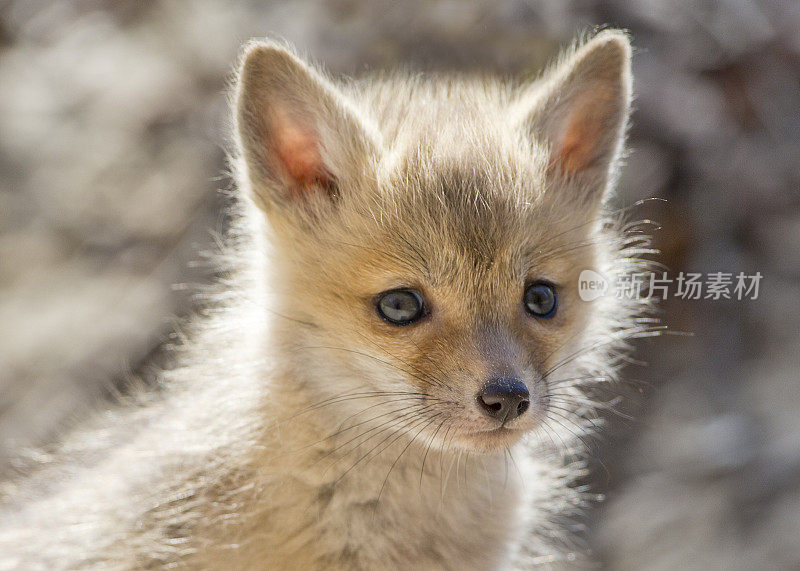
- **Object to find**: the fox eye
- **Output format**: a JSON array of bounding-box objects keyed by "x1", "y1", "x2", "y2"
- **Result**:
[
  {"x1": 524, "y1": 282, "x2": 557, "y2": 318},
  {"x1": 376, "y1": 290, "x2": 425, "y2": 325}
]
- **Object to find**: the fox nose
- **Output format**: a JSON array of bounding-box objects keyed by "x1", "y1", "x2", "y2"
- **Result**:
[{"x1": 477, "y1": 378, "x2": 530, "y2": 423}]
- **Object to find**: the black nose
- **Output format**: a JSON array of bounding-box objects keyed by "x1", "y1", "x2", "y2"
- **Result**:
[{"x1": 477, "y1": 378, "x2": 530, "y2": 423}]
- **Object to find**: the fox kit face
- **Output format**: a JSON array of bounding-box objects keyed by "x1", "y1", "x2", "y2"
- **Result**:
[{"x1": 235, "y1": 32, "x2": 632, "y2": 454}]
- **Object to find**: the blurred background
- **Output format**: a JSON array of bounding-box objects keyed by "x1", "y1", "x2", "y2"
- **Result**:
[{"x1": 0, "y1": 0, "x2": 798, "y2": 567}]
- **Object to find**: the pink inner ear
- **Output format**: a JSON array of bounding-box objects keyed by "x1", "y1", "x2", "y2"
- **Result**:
[
  {"x1": 269, "y1": 107, "x2": 331, "y2": 197},
  {"x1": 552, "y1": 86, "x2": 616, "y2": 176}
]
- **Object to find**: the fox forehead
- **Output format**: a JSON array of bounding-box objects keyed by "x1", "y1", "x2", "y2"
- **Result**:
[{"x1": 337, "y1": 159, "x2": 584, "y2": 282}]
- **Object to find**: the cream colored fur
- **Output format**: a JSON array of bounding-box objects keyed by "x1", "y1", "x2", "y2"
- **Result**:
[{"x1": 0, "y1": 30, "x2": 652, "y2": 569}]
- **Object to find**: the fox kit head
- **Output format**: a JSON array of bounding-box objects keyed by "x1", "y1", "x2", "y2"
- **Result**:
[{"x1": 234, "y1": 31, "x2": 634, "y2": 454}]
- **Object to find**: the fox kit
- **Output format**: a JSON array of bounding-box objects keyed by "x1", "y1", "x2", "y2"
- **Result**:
[{"x1": 0, "y1": 30, "x2": 651, "y2": 569}]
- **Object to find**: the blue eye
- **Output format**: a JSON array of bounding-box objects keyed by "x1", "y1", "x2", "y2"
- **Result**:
[
  {"x1": 376, "y1": 290, "x2": 425, "y2": 325},
  {"x1": 524, "y1": 282, "x2": 557, "y2": 318}
]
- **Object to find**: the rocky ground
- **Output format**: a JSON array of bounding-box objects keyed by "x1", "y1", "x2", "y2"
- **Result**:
[{"x1": 1, "y1": 1, "x2": 798, "y2": 568}]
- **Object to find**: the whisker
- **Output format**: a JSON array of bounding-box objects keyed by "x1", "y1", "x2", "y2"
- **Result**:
[
  {"x1": 295, "y1": 345, "x2": 446, "y2": 391},
  {"x1": 300, "y1": 391, "x2": 428, "y2": 416},
  {"x1": 419, "y1": 417, "x2": 448, "y2": 489},
  {"x1": 334, "y1": 411, "x2": 438, "y2": 485},
  {"x1": 375, "y1": 413, "x2": 443, "y2": 511},
  {"x1": 316, "y1": 403, "x2": 438, "y2": 471},
  {"x1": 544, "y1": 410, "x2": 597, "y2": 452},
  {"x1": 505, "y1": 445, "x2": 523, "y2": 485},
  {"x1": 542, "y1": 325, "x2": 669, "y2": 380},
  {"x1": 300, "y1": 397, "x2": 434, "y2": 451},
  {"x1": 539, "y1": 417, "x2": 576, "y2": 453}
]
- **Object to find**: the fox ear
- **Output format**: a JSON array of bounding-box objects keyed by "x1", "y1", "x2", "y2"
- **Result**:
[
  {"x1": 235, "y1": 41, "x2": 378, "y2": 213},
  {"x1": 523, "y1": 30, "x2": 632, "y2": 204}
]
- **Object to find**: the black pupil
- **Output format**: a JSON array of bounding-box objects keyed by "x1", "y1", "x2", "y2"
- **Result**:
[
  {"x1": 379, "y1": 291, "x2": 422, "y2": 324},
  {"x1": 525, "y1": 283, "x2": 555, "y2": 316}
]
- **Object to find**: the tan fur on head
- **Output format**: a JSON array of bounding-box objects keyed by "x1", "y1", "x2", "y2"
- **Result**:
[{"x1": 0, "y1": 30, "x2": 652, "y2": 569}]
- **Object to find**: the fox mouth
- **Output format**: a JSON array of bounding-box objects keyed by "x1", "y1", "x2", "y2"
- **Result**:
[
  {"x1": 454, "y1": 425, "x2": 527, "y2": 453},
  {"x1": 471, "y1": 426, "x2": 519, "y2": 436}
]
